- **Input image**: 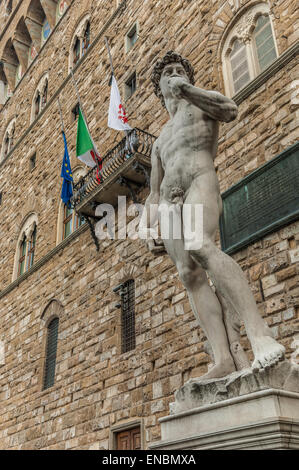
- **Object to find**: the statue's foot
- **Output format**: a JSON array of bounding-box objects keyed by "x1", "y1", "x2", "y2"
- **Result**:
[
  {"x1": 251, "y1": 336, "x2": 285, "y2": 371},
  {"x1": 194, "y1": 357, "x2": 236, "y2": 382}
]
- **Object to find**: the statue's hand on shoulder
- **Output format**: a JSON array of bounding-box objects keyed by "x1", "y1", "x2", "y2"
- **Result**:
[{"x1": 168, "y1": 77, "x2": 189, "y2": 99}]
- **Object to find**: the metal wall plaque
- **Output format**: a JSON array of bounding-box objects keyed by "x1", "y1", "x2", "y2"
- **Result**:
[{"x1": 220, "y1": 141, "x2": 299, "y2": 254}]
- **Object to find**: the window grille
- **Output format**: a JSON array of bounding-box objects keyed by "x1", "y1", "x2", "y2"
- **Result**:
[
  {"x1": 121, "y1": 279, "x2": 136, "y2": 353},
  {"x1": 43, "y1": 317, "x2": 59, "y2": 390}
]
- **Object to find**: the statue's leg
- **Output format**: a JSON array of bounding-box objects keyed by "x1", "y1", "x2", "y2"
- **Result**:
[
  {"x1": 184, "y1": 176, "x2": 285, "y2": 371},
  {"x1": 159, "y1": 199, "x2": 236, "y2": 380}
]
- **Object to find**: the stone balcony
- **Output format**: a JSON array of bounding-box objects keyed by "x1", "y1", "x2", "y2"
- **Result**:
[{"x1": 71, "y1": 128, "x2": 155, "y2": 218}]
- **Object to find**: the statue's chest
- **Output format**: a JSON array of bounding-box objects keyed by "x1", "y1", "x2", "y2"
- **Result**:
[{"x1": 173, "y1": 105, "x2": 208, "y2": 130}]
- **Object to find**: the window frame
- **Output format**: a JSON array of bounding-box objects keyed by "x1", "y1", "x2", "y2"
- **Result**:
[
  {"x1": 110, "y1": 420, "x2": 144, "y2": 450},
  {"x1": 221, "y1": 5, "x2": 278, "y2": 98},
  {"x1": 43, "y1": 317, "x2": 59, "y2": 390}
]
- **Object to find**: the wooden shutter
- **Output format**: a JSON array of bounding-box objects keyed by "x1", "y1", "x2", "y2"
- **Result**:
[
  {"x1": 254, "y1": 15, "x2": 277, "y2": 72},
  {"x1": 230, "y1": 40, "x2": 250, "y2": 94},
  {"x1": 116, "y1": 427, "x2": 141, "y2": 450},
  {"x1": 43, "y1": 318, "x2": 59, "y2": 390}
]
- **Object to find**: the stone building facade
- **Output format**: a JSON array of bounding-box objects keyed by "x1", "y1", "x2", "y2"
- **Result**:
[{"x1": 0, "y1": 0, "x2": 298, "y2": 450}]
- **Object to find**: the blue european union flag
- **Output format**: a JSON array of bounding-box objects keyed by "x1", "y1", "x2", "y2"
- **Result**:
[{"x1": 61, "y1": 131, "x2": 73, "y2": 205}]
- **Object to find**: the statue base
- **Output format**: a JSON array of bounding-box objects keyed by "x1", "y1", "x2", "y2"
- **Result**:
[{"x1": 149, "y1": 361, "x2": 299, "y2": 450}]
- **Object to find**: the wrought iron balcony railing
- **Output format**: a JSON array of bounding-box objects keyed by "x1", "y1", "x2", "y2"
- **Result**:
[{"x1": 71, "y1": 128, "x2": 155, "y2": 215}]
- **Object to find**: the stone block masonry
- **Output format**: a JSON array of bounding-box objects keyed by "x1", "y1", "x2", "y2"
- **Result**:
[{"x1": 0, "y1": 0, "x2": 298, "y2": 450}]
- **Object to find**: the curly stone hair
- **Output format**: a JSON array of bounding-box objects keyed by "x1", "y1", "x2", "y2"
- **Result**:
[{"x1": 151, "y1": 51, "x2": 195, "y2": 107}]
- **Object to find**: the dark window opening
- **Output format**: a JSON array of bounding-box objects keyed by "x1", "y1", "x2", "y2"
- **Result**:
[
  {"x1": 127, "y1": 24, "x2": 138, "y2": 51},
  {"x1": 43, "y1": 317, "x2": 59, "y2": 390},
  {"x1": 73, "y1": 37, "x2": 81, "y2": 65},
  {"x1": 82, "y1": 22, "x2": 90, "y2": 56},
  {"x1": 121, "y1": 279, "x2": 135, "y2": 353},
  {"x1": 125, "y1": 73, "x2": 136, "y2": 99},
  {"x1": 18, "y1": 235, "x2": 27, "y2": 276},
  {"x1": 7, "y1": 0, "x2": 12, "y2": 14},
  {"x1": 29, "y1": 153, "x2": 36, "y2": 171},
  {"x1": 72, "y1": 102, "x2": 80, "y2": 121},
  {"x1": 34, "y1": 93, "x2": 41, "y2": 118},
  {"x1": 41, "y1": 81, "x2": 48, "y2": 109}
]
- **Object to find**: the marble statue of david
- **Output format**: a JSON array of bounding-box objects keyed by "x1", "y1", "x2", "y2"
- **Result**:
[{"x1": 140, "y1": 51, "x2": 285, "y2": 381}]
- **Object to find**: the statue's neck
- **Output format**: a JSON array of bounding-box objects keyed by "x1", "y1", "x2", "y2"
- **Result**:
[{"x1": 165, "y1": 97, "x2": 182, "y2": 118}]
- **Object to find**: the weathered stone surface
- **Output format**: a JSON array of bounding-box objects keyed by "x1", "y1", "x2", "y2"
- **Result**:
[
  {"x1": 0, "y1": 0, "x2": 298, "y2": 451},
  {"x1": 170, "y1": 361, "x2": 299, "y2": 414}
]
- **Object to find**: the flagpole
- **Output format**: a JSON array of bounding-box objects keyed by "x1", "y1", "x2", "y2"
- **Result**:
[
  {"x1": 57, "y1": 96, "x2": 74, "y2": 194},
  {"x1": 70, "y1": 68, "x2": 101, "y2": 174},
  {"x1": 104, "y1": 36, "x2": 132, "y2": 148},
  {"x1": 70, "y1": 69, "x2": 90, "y2": 133},
  {"x1": 104, "y1": 36, "x2": 115, "y2": 76},
  {"x1": 57, "y1": 97, "x2": 66, "y2": 134}
]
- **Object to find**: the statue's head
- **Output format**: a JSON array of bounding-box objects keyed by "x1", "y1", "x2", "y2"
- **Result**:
[{"x1": 151, "y1": 51, "x2": 195, "y2": 107}]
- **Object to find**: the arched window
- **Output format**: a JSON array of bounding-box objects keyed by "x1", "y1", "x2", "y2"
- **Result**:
[
  {"x1": 17, "y1": 223, "x2": 37, "y2": 276},
  {"x1": 221, "y1": 4, "x2": 278, "y2": 97},
  {"x1": 31, "y1": 74, "x2": 49, "y2": 122},
  {"x1": 43, "y1": 317, "x2": 59, "y2": 390},
  {"x1": 1, "y1": 118, "x2": 16, "y2": 161},
  {"x1": 13, "y1": 213, "x2": 38, "y2": 280},
  {"x1": 69, "y1": 16, "x2": 91, "y2": 70}
]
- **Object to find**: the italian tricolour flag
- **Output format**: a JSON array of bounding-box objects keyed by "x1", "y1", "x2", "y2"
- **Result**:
[{"x1": 76, "y1": 108, "x2": 100, "y2": 168}]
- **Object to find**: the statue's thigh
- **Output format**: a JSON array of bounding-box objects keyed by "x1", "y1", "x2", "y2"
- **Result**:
[{"x1": 184, "y1": 176, "x2": 220, "y2": 240}]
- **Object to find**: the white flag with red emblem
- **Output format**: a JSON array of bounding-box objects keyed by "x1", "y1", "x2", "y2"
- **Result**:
[{"x1": 108, "y1": 75, "x2": 132, "y2": 131}]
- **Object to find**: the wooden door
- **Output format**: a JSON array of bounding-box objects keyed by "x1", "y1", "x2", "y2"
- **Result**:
[{"x1": 116, "y1": 427, "x2": 141, "y2": 450}]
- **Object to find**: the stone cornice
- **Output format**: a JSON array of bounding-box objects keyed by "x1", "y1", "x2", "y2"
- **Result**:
[
  {"x1": 233, "y1": 41, "x2": 299, "y2": 105},
  {"x1": 0, "y1": 0, "x2": 127, "y2": 169},
  {"x1": 0, "y1": 223, "x2": 89, "y2": 300}
]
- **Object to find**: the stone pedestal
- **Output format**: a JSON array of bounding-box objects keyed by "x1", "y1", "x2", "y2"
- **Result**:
[{"x1": 150, "y1": 361, "x2": 299, "y2": 450}]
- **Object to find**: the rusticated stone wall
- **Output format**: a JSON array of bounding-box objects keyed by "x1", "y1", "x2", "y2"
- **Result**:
[{"x1": 0, "y1": 0, "x2": 298, "y2": 450}]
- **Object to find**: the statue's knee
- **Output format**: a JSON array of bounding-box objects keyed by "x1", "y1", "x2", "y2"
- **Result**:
[
  {"x1": 189, "y1": 242, "x2": 213, "y2": 270},
  {"x1": 178, "y1": 266, "x2": 197, "y2": 288}
]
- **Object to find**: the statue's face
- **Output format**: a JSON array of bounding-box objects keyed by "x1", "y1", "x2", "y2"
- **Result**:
[{"x1": 159, "y1": 62, "x2": 190, "y2": 98}]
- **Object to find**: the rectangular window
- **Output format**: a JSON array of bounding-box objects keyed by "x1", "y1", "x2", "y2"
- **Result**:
[
  {"x1": 116, "y1": 427, "x2": 141, "y2": 450},
  {"x1": 72, "y1": 103, "x2": 80, "y2": 122},
  {"x1": 121, "y1": 279, "x2": 135, "y2": 353},
  {"x1": 43, "y1": 318, "x2": 59, "y2": 390},
  {"x1": 126, "y1": 23, "x2": 138, "y2": 52},
  {"x1": 29, "y1": 153, "x2": 36, "y2": 171},
  {"x1": 125, "y1": 73, "x2": 136, "y2": 99},
  {"x1": 63, "y1": 205, "x2": 73, "y2": 238}
]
